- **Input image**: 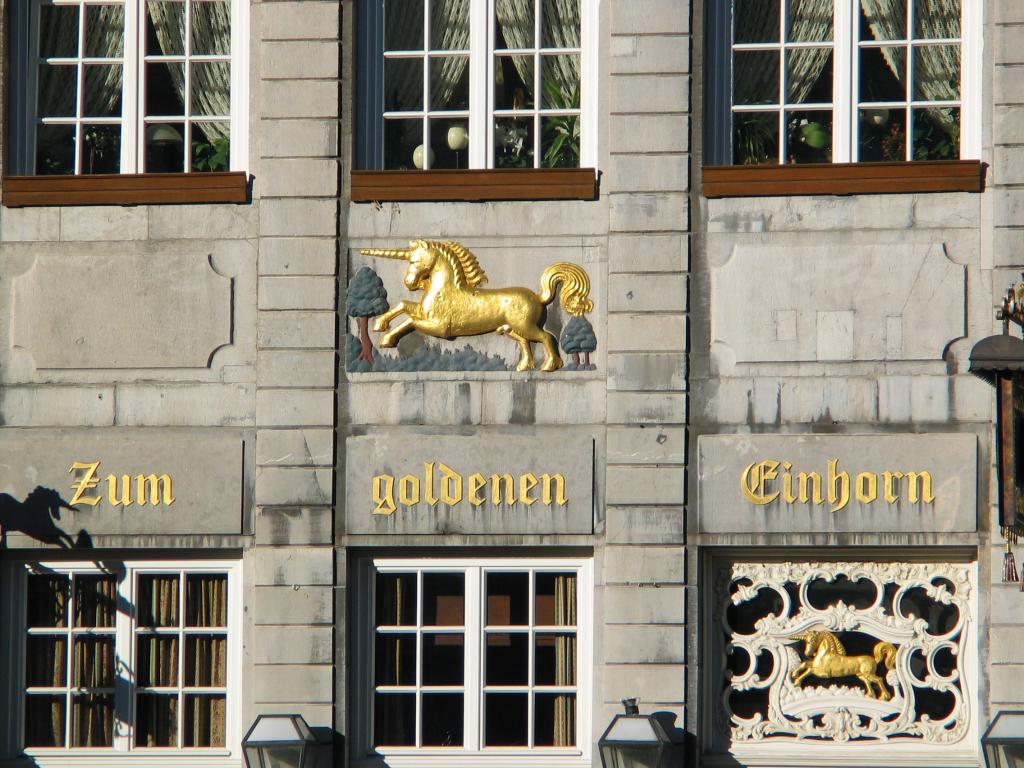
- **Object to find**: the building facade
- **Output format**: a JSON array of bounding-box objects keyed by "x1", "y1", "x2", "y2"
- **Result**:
[{"x1": 0, "y1": 0, "x2": 1017, "y2": 767}]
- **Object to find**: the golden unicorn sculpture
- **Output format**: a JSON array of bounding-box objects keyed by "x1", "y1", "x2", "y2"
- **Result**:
[
  {"x1": 789, "y1": 629, "x2": 897, "y2": 700},
  {"x1": 360, "y1": 239, "x2": 593, "y2": 372}
]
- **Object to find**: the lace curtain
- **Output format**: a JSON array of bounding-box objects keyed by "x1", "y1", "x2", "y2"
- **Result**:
[
  {"x1": 38, "y1": 5, "x2": 122, "y2": 118},
  {"x1": 384, "y1": 0, "x2": 471, "y2": 111},
  {"x1": 552, "y1": 574, "x2": 576, "y2": 747},
  {"x1": 495, "y1": 0, "x2": 580, "y2": 101}
]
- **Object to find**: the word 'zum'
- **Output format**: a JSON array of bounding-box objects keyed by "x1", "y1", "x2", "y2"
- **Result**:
[{"x1": 69, "y1": 461, "x2": 175, "y2": 507}]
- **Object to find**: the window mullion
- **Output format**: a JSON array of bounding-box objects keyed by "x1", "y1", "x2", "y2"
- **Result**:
[
  {"x1": 115, "y1": 569, "x2": 133, "y2": 750},
  {"x1": 465, "y1": 567, "x2": 482, "y2": 750},
  {"x1": 123, "y1": 0, "x2": 140, "y2": 173},
  {"x1": 834, "y1": 0, "x2": 854, "y2": 162},
  {"x1": 470, "y1": 0, "x2": 489, "y2": 168}
]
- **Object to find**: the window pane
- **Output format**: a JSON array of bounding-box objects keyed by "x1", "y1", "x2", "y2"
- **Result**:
[
  {"x1": 376, "y1": 573, "x2": 417, "y2": 626},
  {"x1": 386, "y1": 0, "x2": 424, "y2": 50},
  {"x1": 384, "y1": 118, "x2": 423, "y2": 169},
  {"x1": 136, "y1": 693, "x2": 179, "y2": 747},
  {"x1": 915, "y1": 0, "x2": 960, "y2": 38},
  {"x1": 145, "y1": 122, "x2": 186, "y2": 171},
  {"x1": 541, "y1": 0, "x2": 580, "y2": 48},
  {"x1": 422, "y1": 633, "x2": 464, "y2": 685},
  {"x1": 423, "y1": 573, "x2": 464, "y2": 625},
  {"x1": 541, "y1": 55, "x2": 579, "y2": 108},
  {"x1": 192, "y1": 0, "x2": 231, "y2": 55},
  {"x1": 184, "y1": 694, "x2": 226, "y2": 747},
  {"x1": 137, "y1": 635, "x2": 180, "y2": 687},
  {"x1": 535, "y1": 633, "x2": 576, "y2": 685},
  {"x1": 27, "y1": 636, "x2": 67, "y2": 687},
  {"x1": 913, "y1": 44, "x2": 960, "y2": 101},
  {"x1": 859, "y1": 106, "x2": 907, "y2": 160},
  {"x1": 912, "y1": 106, "x2": 960, "y2": 160},
  {"x1": 385, "y1": 58, "x2": 424, "y2": 111},
  {"x1": 535, "y1": 693, "x2": 575, "y2": 746},
  {"x1": 40, "y1": 5, "x2": 80, "y2": 58},
  {"x1": 25, "y1": 695, "x2": 66, "y2": 747},
  {"x1": 190, "y1": 62, "x2": 231, "y2": 117},
  {"x1": 82, "y1": 124, "x2": 121, "y2": 173},
  {"x1": 38, "y1": 65, "x2": 77, "y2": 117},
  {"x1": 786, "y1": 48, "x2": 832, "y2": 104},
  {"x1": 487, "y1": 572, "x2": 529, "y2": 625},
  {"x1": 735, "y1": 0, "x2": 780, "y2": 43},
  {"x1": 429, "y1": 119, "x2": 468, "y2": 168},
  {"x1": 859, "y1": 46, "x2": 907, "y2": 102},
  {"x1": 733, "y1": 50, "x2": 779, "y2": 105},
  {"x1": 191, "y1": 122, "x2": 230, "y2": 171},
  {"x1": 28, "y1": 575, "x2": 70, "y2": 627},
  {"x1": 71, "y1": 694, "x2": 113, "y2": 747},
  {"x1": 535, "y1": 573, "x2": 576, "y2": 625},
  {"x1": 138, "y1": 575, "x2": 180, "y2": 627},
  {"x1": 786, "y1": 110, "x2": 832, "y2": 163},
  {"x1": 485, "y1": 693, "x2": 528, "y2": 746},
  {"x1": 733, "y1": 112, "x2": 779, "y2": 165},
  {"x1": 85, "y1": 4, "x2": 125, "y2": 57},
  {"x1": 430, "y1": 55, "x2": 469, "y2": 110},
  {"x1": 187, "y1": 650, "x2": 218, "y2": 699},
  {"x1": 542, "y1": 115, "x2": 580, "y2": 168},
  {"x1": 786, "y1": 0, "x2": 833, "y2": 42},
  {"x1": 375, "y1": 633, "x2": 416, "y2": 685},
  {"x1": 147, "y1": 1, "x2": 185, "y2": 55},
  {"x1": 860, "y1": 0, "x2": 907, "y2": 41},
  {"x1": 421, "y1": 693, "x2": 463, "y2": 746},
  {"x1": 486, "y1": 632, "x2": 528, "y2": 684},
  {"x1": 186, "y1": 574, "x2": 228, "y2": 627},
  {"x1": 494, "y1": 117, "x2": 535, "y2": 167},
  {"x1": 374, "y1": 693, "x2": 415, "y2": 746},
  {"x1": 74, "y1": 636, "x2": 115, "y2": 687},
  {"x1": 495, "y1": 55, "x2": 535, "y2": 110},
  {"x1": 496, "y1": 0, "x2": 535, "y2": 49},
  {"x1": 431, "y1": 0, "x2": 468, "y2": 50},
  {"x1": 146, "y1": 61, "x2": 185, "y2": 115}
]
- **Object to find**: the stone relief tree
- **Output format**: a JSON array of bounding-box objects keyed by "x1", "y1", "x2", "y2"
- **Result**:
[
  {"x1": 561, "y1": 315, "x2": 597, "y2": 369},
  {"x1": 346, "y1": 266, "x2": 389, "y2": 364}
]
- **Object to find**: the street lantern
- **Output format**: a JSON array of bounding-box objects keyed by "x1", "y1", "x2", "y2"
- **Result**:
[
  {"x1": 242, "y1": 714, "x2": 318, "y2": 768},
  {"x1": 598, "y1": 698, "x2": 685, "y2": 768},
  {"x1": 982, "y1": 710, "x2": 1024, "y2": 768}
]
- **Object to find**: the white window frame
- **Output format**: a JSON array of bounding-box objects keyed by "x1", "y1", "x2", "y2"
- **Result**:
[
  {"x1": 10, "y1": 0, "x2": 248, "y2": 176},
  {"x1": 710, "y1": 0, "x2": 980, "y2": 164},
  {"x1": 358, "y1": 0, "x2": 598, "y2": 171},
  {"x1": 352, "y1": 556, "x2": 594, "y2": 768},
  {"x1": 0, "y1": 558, "x2": 243, "y2": 767}
]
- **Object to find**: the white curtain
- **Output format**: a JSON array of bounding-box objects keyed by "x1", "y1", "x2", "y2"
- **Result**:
[
  {"x1": 495, "y1": 0, "x2": 580, "y2": 101},
  {"x1": 38, "y1": 5, "x2": 123, "y2": 117},
  {"x1": 384, "y1": 0, "x2": 470, "y2": 111}
]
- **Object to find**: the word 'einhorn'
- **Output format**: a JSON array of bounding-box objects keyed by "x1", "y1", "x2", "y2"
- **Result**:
[
  {"x1": 69, "y1": 461, "x2": 175, "y2": 507},
  {"x1": 741, "y1": 459, "x2": 935, "y2": 513},
  {"x1": 373, "y1": 462, "x2": 567, "y2": 516}
]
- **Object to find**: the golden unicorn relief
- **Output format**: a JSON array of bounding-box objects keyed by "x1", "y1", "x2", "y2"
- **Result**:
[
  {"x1": 360, "y1": 239, "x2": 594, "y2": 372},
  {"x1": 789, "y1": 629, "x2": 897, "y2": 700}
]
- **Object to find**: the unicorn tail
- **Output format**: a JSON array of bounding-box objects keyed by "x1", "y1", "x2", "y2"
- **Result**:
[
  {"x1": 874, "y1": 641, "x2": 897, "y2": 670},
  {"x1": 538, "y1": 262, "x2": 594, "y2": 317}
]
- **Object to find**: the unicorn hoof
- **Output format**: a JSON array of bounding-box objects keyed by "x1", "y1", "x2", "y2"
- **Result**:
[
  {"x1": 373, "y1": 317, "x2": 390, "y2": 332},
  {"x1": 541, "y1": 356, "x2": 563, "y2": 372},
  {"x1": 515, "y1": 359, "x2": 535, "y2": 372},
  {"x1": 380, "y1": 335, "x2": 398, "y2": 348}
]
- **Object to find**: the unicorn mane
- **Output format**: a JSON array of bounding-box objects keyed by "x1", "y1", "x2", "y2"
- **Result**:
[{"x1": 430, "y1": 240, "x2": 488, "y2": 289}]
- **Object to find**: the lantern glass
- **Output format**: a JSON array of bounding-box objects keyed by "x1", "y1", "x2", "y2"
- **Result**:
[
  {"x1": 242, "y1": 714, "x2": 316, "y2": 768},
  {"x1": 599, "y1": 742, "x2": 663, "y2": 768},
  {"x1": 983, "y1": 712, "x2": 1024, "y2": 768}
]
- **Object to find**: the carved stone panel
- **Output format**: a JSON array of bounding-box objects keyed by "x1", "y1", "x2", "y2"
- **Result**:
[
  {"x1": 12, "y1": 253, "x2": 232, "y2": 369},
  {"x1": 711, "y1": 243, "x2": 965, "y2": 363}
]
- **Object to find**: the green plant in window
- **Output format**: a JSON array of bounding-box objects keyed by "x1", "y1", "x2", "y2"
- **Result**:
[
  {"x1": 192, "y1": 136, "x2": 230, "y2": 172},
  {"x1": 733, "y1": 114, "x2": 776, "y2": 165},
  {"x1": 913, "y1": 111, "x2": 959, "y2": 161},
  {"x1": 495, "y1": 123, "x2": 533, "y2": 168},
  {"x1": 541, "y1": 80, "x2": 580, "y2": 169}
]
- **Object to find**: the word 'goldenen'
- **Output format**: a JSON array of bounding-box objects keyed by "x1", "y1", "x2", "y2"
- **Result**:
[
  {"x1": 741, "y1": 459, "x2": 935, "y2": 513},
  {"x1": 69, "y1": 461, "x2": 175, "y2": 507},
  {"x1": 373, "y1": 462, "x2": 567, "y2": 516}
]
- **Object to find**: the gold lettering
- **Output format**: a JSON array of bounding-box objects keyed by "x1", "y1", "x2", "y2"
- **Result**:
[
  {"x1": 106, "y1": 474, "x2": 133, "y2": 507},
  {"x1": 855, "y1": 472, "x2": 877, "y2": 503},
  {"x1": 135, "y1": 474, "x2": 174, "y2": 506},
  {"x1": 797, "y1": 472, "x2": 823, "y2": 504},
  {"x1": 490, "y1": 474, "x2": 516, "y2": 505},
  {"x1": 423, "y1": 462, "x2": 438, "y2": 505},
  {"x1": 373, "y1": 475, "x2": 396, "y2": 515},
  {"x1": 398, "y1": 474, "x2": 420, "y2": 506},
  {"x1": 439, "y1": 463, "x2": 463, "y2": 505},
  {"x1": 69, "y1": 461, "x2": 102, "y2": 507},
  {"x1": 781, "y1": 461, "x2": 797, "y2": 503},
  {"x1": 741, "y1": 461, "x2": 780, "y2": 505},
  {"x1": 469, "y1": 473, "x2": 486, "y2": 505},
  {"x1": 541, "y1": 473, "x2": 568, "y2": 505},
  {"x1": 882, "y1": 471, "x2": 904, "y2": 503},
  {"x1": 906, "y1": 471, "x2": 935, "y2": 504},
  {"x1": 520, "y1": 473, "x2": 538, "y2": 506},
  {"x1": 827, "y1": 459, "x2": 850, "y2": 513}
]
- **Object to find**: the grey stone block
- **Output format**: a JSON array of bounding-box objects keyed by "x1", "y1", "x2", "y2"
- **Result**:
[
  {"x1": 255, "y1": 547, "x2": 334, "y2": 586},
  {"x1": 608, "y1": 234, "x2": 688, "y2": 273},
  {"x1": 259, "y1": 237, "x2": 337, "y2": 276},
  {"x1": 608, "y1": 353, "x2": 687, "y2": 392},
  {"x1": 260, "y1": 120, "x2": 337, "y2": 160},
  {"x1": 262, "y1": 41, "x2": 339, "y2": 80},
  {"x1": 255, "y1": 466, "x2": 332, "y2": 505},
  {"x1": 607, "y1": 426, "x2": 687, "y2": 465},
  {"x1": 606, "y1": 154, "x2": 689, "y2": 195},
  {"x1": 607, "y1": 392, "x2": 687, "y2": 425},
  {"x1": 254, "y1": 625, "x2": 333, "y2": 664},
  {"x1": 262, "y1": 80, "x2": 339, "y2": 119},
  {"x1": 254, "y1": 664, "x2": 333, "y2": 703},
  {"x1": 259, "y1": 0, "x2": 339, "y2": 40},
  {"x1": 606, "y1": 466, "x2": 685, "y2": 505},
  {"x1": 257, "y1": 428, "x2": 334, "y2": 467},
  {"x1": 257, "y1": 310, "x2": 335, "y2": 348},
  {"x1": 610, "y1": 192, "x2": 689, "y2": 233},
  {"x1": 260, "y1": 199, "x2": 337, "y2": 237},
  {"x1": 995, "y1": 145, "x2": 1024, "y2": 185},
  {"x1": 610, "y1": 0, "x2": 689, "y2": 34},
  {"x1": 255, "y1": 505, "x2": 333, "y2": 545},
  {"x1": 605, "y1": 506, "x2": 685, "y2": 544},
  {"x1": 609, "y1": 115, "x2": 690, "y2": 154},
  {"x1": 609, "y1": 34, "x2": 690, "y2": 75},
  {"x1": 59, "y1": 206, "x2": 148, "y2": 241},
  {"x1": 989, "y1": 663, "x2": 1024, "y2": 704},
  {"x1": 256, "y1": 390, "x2": 335, "y2": 427},
  {"x1": 257, "y1": 350, "x2": 336, "y2": 388},
  {"x1": 604, "y1": 624, "x2": 687, "y2": 663},
  {"x1": 253, "y1": 585, "x2": 333, "y2": 625},
  {"x1": 0, "y1": 207, "x2": 61, "y2": 242},
  {"x1": 149, "y1": 204, "x2": 258, "y2": 240},
  {"x1": 258, "y1": 276, "x2": 335, "y2": 311},
  {"x1": 603, "y1": 663, "x2": 685, "y2": 704},
  {"x1": 0, "y1": 386, "x2": 115, "y2": 427},
  {"x1": 259, "y1": 158, "x2": 338, "y2": 199},
  {"x1": 996, "y1": 106, "x2": 1024, "y2": 144},
  {"x1": 610, "y1": 74, "x2": 689, "y2": 114},
  {"x1": 604, "y1": 545, "x2": 685, "y2": 584},
  {"x1": 114, "y1": 384, "x2": 254, "y2": 427},
  {"x1": 608, "y1": 274, "x2": 687, "y2": 313},
  {"x1": 607, "y1": 314, "x2": 687, "y2": 352},
  {"x1": 604, "y1": 584, "x2": 686, "y2": 624}
]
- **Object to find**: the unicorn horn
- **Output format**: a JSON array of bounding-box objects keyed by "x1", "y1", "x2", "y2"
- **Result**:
[{"x1": 360, "y1": 247, "x2": 410, "y2": 260}]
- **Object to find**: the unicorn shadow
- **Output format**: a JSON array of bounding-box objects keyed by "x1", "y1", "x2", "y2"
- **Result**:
[{"x1": 0, "y1": 486, "x2": 92, "y2": 548}]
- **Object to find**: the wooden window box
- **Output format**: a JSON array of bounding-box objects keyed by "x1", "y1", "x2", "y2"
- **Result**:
[
  {"x1": 702, "y1": 160, "x2": 985, "y2": 198},
  {"x1": 350, "y1": 168, "x2": 598, "y2": 202},
  {"x1": 2, "y1": 171, "x2": 250, "y2": 207}
]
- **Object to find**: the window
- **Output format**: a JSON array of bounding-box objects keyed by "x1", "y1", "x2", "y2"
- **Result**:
[
  {"x1": 353, "y1": 557, "x2": 592, "y2": 765},
  {"x1": 9, "y1": 0, "x2": 246, "y2": 176},
  {"x1": 356, "y1": 0, "x2": 596, "y2": 171},
  {"x1": 3, "y1": 559, "x2": 240, "y2": 759},
  {"x1": 705, "y1": 0, "x2": 980, "y2": 166}
]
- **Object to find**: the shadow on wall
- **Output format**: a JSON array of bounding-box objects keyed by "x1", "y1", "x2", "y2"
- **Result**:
[{"x1": 0, "y1": 486, "x2": 92, "y2": 548}]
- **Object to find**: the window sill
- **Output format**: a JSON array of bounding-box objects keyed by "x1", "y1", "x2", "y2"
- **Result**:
[
  {"x1": 2, "y1": 172, "x2": 250, "y2": 207},
  {"x1": 350, "y1": 168, "x2": 598, "y2": 202},
  {"x1": 702, "y1": 160, "x2": 985, "y2": 198}
]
